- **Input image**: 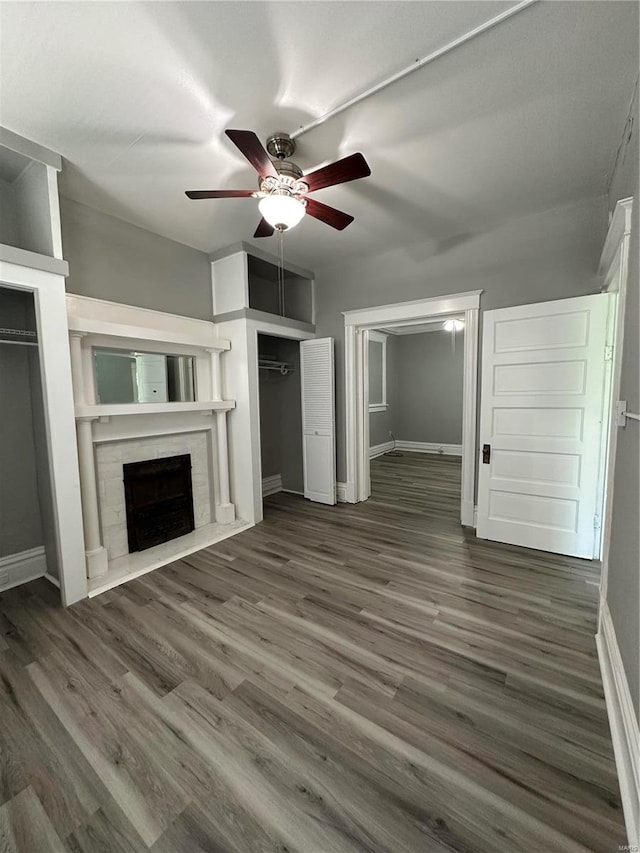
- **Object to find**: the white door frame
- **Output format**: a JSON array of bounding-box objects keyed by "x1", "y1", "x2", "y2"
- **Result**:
[
  {"x1": 343, "y1": 290, "x2": 482, "y2": 525},
  {"x1": 0, "y1": 258, "x2": 87, "y2": 605},
  {"x1": 597, "y1": 197, "x2": 633, "y2": 605}
]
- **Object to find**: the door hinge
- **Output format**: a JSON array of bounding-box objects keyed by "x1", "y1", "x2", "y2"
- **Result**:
[
  {"x1": 604, "y1": 345, "x2": 614, "y2": 361},
  {"x1": 593, "y1": 513, "x2": 601, "y2": 530}
]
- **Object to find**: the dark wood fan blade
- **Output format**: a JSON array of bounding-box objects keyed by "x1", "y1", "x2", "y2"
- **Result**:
[
  {"x1": 185, "y1": 190, "x2": 255, "y2": 199},
  {"x1": 303, "y1": 152, "x2": 370, "y2": 193},
  {"x1": 305, "y1": 198, "x2": 354, "y2": 230},
  {"x1": 225, "y1": 130, "x2": 279, "y2": 179},
  {"x1": 254, "y1": 218, "x2": 275, "y2": 238}
]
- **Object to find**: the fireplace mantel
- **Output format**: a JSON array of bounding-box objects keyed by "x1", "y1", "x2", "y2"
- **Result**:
[
  {"x1": 75, "y1": 400, "x2": 235, "y2": 419},
  {"x1": 66, "y1": 294, "x2": 243, "y2": 592}
]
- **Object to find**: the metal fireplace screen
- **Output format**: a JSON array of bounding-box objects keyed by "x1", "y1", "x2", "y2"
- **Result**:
[{"x1": 123, "y1": 454, "x2": 195, "y2": 552}]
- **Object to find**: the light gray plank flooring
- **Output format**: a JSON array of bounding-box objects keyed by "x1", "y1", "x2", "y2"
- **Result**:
[{"x1": 0, "y1": 452, "x2": 625, "y2": 852}]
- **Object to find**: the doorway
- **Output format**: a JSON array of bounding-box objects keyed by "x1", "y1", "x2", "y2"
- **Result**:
[
  {"x1": 367, "y1": 320, "x2": 465, "y2": 521},
  {"x1": 344, "y1": 291, "x2": 481, "y2": 526},
  {"x1": 0, "y1": 287, "x2": 58, "y2": 591},
  {"x1": 257, "y1": 333, "x2": 304, "y2": 504}
]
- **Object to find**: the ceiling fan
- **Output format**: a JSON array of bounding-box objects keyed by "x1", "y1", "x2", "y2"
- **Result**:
[{"x1": 185, "y1": 129, "x2": 371, "y2": 238}]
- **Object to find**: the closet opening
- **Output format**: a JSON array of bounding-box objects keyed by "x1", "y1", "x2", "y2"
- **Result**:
[
  {"x1": 367, "y1": 318, "x2": 465, "y2": 525},
  {"x1": 0, "y1": 286, "x2": 58, "y2": 592},
  {"x1": 257, "y1": 333, "x2": 304, "y2": 506}
]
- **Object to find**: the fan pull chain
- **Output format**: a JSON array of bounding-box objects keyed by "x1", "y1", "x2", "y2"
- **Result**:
[{"x1": 278, "y1": 228, "x2": 285, "y2": 316}]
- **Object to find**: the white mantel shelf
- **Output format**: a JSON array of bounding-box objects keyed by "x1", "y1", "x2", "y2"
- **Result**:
[{"x1": 75, "y1": 400, "x2": 235, "y2": 419}]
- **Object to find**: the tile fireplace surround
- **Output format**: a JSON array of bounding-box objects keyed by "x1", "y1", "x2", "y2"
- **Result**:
[{"x1": 96, "y1": 432, "x2": 211, "y2": 561}]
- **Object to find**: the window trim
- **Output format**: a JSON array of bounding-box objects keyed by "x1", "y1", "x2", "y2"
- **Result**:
[{"x1": 368, "y1": 330, "x2": 387, "y2": 412}]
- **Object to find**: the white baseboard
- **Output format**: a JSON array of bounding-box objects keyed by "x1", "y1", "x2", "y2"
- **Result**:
[
  {"x1": 281, "y1": 489, "x2": 304, "y2": 497},
  {"x1": 596, "y1": 600, "x2": 639, "y2": 847},
  {"x1": 44, "y1": 572, "x2": 60, "y2": 589},
  {"x1": 0, "y1": 546, "x2": 47, "y2": 592},
  {"x1": 369, "y1": 440, "x2": 395, "y2": 459},
  {"x1": 262, "y1": 474, "x2": 283, "y2": 497},
  {"x1": 393, "y1": 441, "x2": 463, "y2": 456},
  {"x1": 336, "y1": 482, "x2": 349, "y2": 503}
]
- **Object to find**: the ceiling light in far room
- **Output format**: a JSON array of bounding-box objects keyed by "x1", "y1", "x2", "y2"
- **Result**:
[
  {"x1": 443, "y1": 318, "x2": 464, "y2": 332},
  {"x1": 258, "y1": 192, "x2": 306, "y2": 231}
]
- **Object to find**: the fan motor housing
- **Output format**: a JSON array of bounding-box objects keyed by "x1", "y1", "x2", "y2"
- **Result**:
[
  {"x1": 266, "y1": 132, "x2": 296, "y2": 160},
  {"x1": 274, "y1": 159, "x2": 303, "y2": 180}
]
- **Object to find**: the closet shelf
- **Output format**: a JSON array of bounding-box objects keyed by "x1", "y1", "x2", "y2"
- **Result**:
[{"x1": 0, "y1": 327, "x2": 38, "y2": 346}]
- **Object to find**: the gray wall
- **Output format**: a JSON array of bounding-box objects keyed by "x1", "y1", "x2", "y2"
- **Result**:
[
  {"x1": 605, "y1": 83, "x2": 639, "y2": 721},
  {"x1": 60, "y1": 197, "x2": 212, "y2": 320},
  {"x1": 0, "y1": 289, "x2": 43, "y2": 557},
  {"x1": 0, "y1": 178, "x2": 19, "y2": 248},
  {"x1": 315, "y1": 195, "x2": 605, "y2": 482},
  {"x1": 258, "y1": 335, "x2": 303, "y2": 494},
  {"x1": 395, "y1": 330, "x2": 464, "y2": 444}
]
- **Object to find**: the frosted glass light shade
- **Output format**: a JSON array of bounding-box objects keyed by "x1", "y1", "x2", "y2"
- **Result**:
[
  {"x1": 443, "y1": 318, "x2": 464, "y2": 332},
  {"x1": 258, "y1": 194, "x2": 305, "y2": 230}
]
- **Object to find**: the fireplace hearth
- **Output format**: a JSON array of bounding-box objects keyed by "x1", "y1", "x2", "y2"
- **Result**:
[{"x1": 123, "y1": 454, "x2": 195, "y2": 552}]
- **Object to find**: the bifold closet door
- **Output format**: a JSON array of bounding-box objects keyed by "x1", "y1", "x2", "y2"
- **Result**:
[{"x1": 300, "y1": 338, "x2": 336, "y2": 505}]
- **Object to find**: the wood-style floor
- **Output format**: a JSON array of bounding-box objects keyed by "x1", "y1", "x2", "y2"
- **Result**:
[{"x1": 0, "y1": 452, "x2": 625, "y2": 852}]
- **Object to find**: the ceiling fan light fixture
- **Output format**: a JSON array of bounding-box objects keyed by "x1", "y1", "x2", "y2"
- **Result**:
[
  {"x1": 443, "y1": 318, "x2": 464, "y2": 332},
  {"x1": 258, "y1": 193, "x2": 305, "y2": 231}
]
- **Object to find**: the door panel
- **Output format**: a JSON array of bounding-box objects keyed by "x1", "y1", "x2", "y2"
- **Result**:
[
  {"x1": 300, "y1": 338, "x2": 336, "y2": 505},
  {"x1": 477, "y1": 294, "x2": 610, "y2": 558}
]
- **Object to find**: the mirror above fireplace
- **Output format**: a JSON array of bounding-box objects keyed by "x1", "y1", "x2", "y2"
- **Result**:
[{"x1": 93, "y1": 347, "x2": 196, "y2": 404}]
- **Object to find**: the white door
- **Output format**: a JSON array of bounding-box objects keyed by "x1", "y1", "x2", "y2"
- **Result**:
[
  {"x1": 300, "y1": 337, "x2": 336, "y2": 505},
  {"x1": 136, "y1": 354, "x2": 168, "y2": 402},
  {"x1": 477, "y1": 294, "x2": 610, "y2": 558}
]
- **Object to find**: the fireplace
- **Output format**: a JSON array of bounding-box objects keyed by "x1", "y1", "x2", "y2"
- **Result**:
[{"x1": 123, "y1": 454, "x2": 195, "y2": 552}]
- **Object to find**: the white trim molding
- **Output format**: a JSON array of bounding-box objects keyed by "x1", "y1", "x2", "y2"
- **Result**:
[
  {"x1": 336, "y1": 482, "x2": 351, "y2": 503},
  {"x1": 343, "y1": 290, "x2": 482, "y2": 328},
  {"x1": 0, "y1": 261, "x2": 87, "y2": 605},
  {"x1": 344, "y1": 291, "x2": 481, "y2": 528},
  {"x1": 599, "y1": 197, "x2": 633, "y2": 280},
  {"x1": 66, "y1": 293, "x2": 229, "y2": 351},
  {"x1": 367, "y1": 329, "x2": 388, "y2": 411},
  {"x1": 598, "y1": 197, "x2": 634, "y2": 600},
  {"x1": 369, "y1": 440, "x2": 395, "y2": 459},
  {"x1": 596, "y1": 601, "x2": 639, "y2": 847},
  {"x1": 0, "y1": 547, "x2": 47, "y2": 592},
  {"x1": 262, "y1": 474, "x2": 283, "y2": 496},
  {"x1": 394, "y1": 441, "x2": 462, "y2": 456}
]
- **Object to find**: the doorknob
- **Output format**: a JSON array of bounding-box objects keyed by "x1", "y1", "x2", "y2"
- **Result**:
[{"x1": 482, "y1": 444, "x2": 491, "y2": 464}]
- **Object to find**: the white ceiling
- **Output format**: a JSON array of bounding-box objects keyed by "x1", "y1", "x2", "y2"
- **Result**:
[{"x1": 0, "y1": 1, "x2": 637, "y2": 271}]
